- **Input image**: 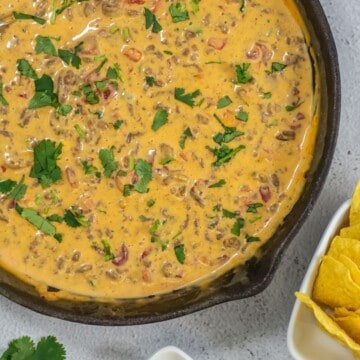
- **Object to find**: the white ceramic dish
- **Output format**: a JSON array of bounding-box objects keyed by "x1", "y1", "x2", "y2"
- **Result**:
[
  {"x1": 287, "y1": 199, "x2": 356, "y2": 360},
  {"x1": 148, "y1": 346, "x2": 194, "y2": 360}
]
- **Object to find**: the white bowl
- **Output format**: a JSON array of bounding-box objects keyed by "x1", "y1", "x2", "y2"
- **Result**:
[
  {"x1": 148, "y1": 346, "x2": 194, "y2": 360},
  {"x1": 287, "y1": 199, "x2": 355, "y2": 360}
]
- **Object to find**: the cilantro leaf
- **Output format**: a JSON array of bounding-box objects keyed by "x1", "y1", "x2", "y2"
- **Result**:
[
  {"x1": 208, "y1": 179, "x2": 226, "y2": 188},
  {"x1": 236, "y1": 110, "x2": 248, "y2": 122},
  {"x1": 246, "y1": 203, "x2": 263, "y2": 213},
  {"x1": 0, "y1": 179, "x2": 17, "y2": 194},
  {"x1": 151, "y1": 109, "x2": 168, "y2": 131},
  {"x1": 13, "y1": 11, "x2": 46, "y2": 24},
  {"x1": 57, "y1": 104, "x2": 72, "y2": 116},
  {"x1": 174, "y1": 88, "x2": 201, "y2": 107},
  {"x1": 17, "y1": 59, "x2": 38, "y2": 80},
  {"x1": 190, "y1": 0, "x2": 201, "y2": 13},
  {"x1": 64, "y1": 208, "x2": 88, "y2": 228},
  {"x1": 222, "y1": 209, "x2": 236, "y2": 219},
  {"x1": 145, "y1": 76, "x2": 155, "y2": 87},
  {"x1": 16, "y1": 205, "x2": 57, "y2": 237},
  {"x1": 99, "y1": 148, "x2": 118, "y2": 178},
  {"x1": 246, "y1": 234, "x2": 260, "y2": 243},
  {"x1": 82, "y1": 84, "x2": 99, "y2": 105},
  {"x1": 147, "y1": 199, "x2": 155, "y2": 207},
  {"x1": 29, "y1": 139, "x2": 63, "y2": 188},
  {"x1": 206, "y1": 144, "x2": 245, "y2": 167},
  {"x1": 231, "y1": 217, "x2": 245, "y2": 236},
  {"x1": 101, "y1": 239, "x2": 115, "y2": 261},
  {"x1": 106, "y1": 63, "x2": 124, "y2": 82},
  {"x1": 179, "y1": 127, "x2": 193, "y2": 149},
  {"x1": 235, "y1": 63, "x2": 253, "y2": 84},
  {"x1": 81, "y1": 160, "x2": 98, "y2": 175},
  {"x1": 51, "y1": 0, "x2": 88, "y2": 24},
  {"x1": 144, "y1": 8, "x2": 162, "y2": 33},
  {"x1": 174, "y1": 244, "x2": 186, "y2": 264},
  {"x1": 35, "y1": 35, "x2": 57, "y2": 56},
  {"x1": 32, "y1": 336, "x2": 66, "y2": 360},
  {"x1": 169, "y1": 3, "x2": 189, "y2": 23},
  {"x1": 217, "y1": 96, "x2": 232, "y2": 109},
  {"x1": 266, "y1": 62, "x2": 287, "y2": 74},
  {"x1": 212, "y1": 114, "x2": 244, "y2": 145},
  {"x1": 263, "y1": 92, "x2": 272, "y2": 99},
  {"x1": 46, "y1": 214, "x2": 64, "y2": 223},
  {"x1": 28, "y1": 75, "x2": 60, "y2": 109},
  {"x1": 134, "y1": 159, "x2": 152, "y2": 193},
  {"x1": 0, "y1": 336, "x2": 35, "y2": 360},
  {"x1": 7, "y1": 176, "x2": 27, "y2": 200},
  {"x1": 112, "y1": 119, "x2": 124, "y2": 129},
  {"x1": 285, "y1": 101, "x2": 304, "y2": 112},
  {"x1": 58, "y1": 42, "x2": 82, "y2": 69},
  {"x1": 0, "y1": 82, "x2": 9, "y2": 106}
]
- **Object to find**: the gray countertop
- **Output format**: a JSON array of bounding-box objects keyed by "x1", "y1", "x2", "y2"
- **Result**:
[{"x1": 0, "y1": 1, "x2": 359, "y2": 359}]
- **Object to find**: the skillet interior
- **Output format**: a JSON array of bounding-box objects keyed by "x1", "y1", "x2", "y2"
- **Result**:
[{"x1": 0, "y1": 0, "x2": 340, "y2": 325}]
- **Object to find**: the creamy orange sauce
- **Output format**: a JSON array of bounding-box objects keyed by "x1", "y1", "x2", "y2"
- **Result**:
[{"x1": 0, "y1": 0, "x2": 317, "y2": 300}]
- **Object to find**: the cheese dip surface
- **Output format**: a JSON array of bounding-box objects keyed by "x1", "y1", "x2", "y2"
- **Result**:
[{"x1": 0, "y1": 0, "x2": 317, "y2": 299}]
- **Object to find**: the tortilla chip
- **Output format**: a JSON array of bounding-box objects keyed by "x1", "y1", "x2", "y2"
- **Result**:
[
  {"x1": 295, "y1": 292, "x2": 360, "y2": 356},
  {"x1": 337, "y1": 254, "x2": 360, "y2": 286},
  {"x1": 333, "y1": 307, "x2": 360, "y2": 317},
  {"x1": 332, "y1": 314, "x2": 360, "y2": 343},
  {"x1": 312, "y1": 255, "x2": 360, "y2": 309},
  {"x1": 327, "y1": 236, "x2": 360, "y2": 267},
  {"x1": 340, "y1": 224, "x2": 360, "y2": 240},
  {"x1": 350, "y1": 181, "x2": 360, "y2": 226}
]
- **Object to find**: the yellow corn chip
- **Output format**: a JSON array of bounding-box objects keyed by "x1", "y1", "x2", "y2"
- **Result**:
[
  {"x1": 327, "y1": 236, "x2": 360, "y2": 267},
  {"x1": 340, "y1": 224, "x2": 360, "y2": 240}
]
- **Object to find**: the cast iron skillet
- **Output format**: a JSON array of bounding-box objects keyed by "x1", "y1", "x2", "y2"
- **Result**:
[{"x1": 0, "y1": 0, "x2": 340, "y2": 325}]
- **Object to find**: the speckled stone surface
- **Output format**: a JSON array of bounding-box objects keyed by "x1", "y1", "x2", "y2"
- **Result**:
[{"x1": 0, "y1": 1, "x2": 359, "y2": 359}]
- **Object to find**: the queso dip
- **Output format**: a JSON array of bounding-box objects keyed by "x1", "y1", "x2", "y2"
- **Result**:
[{"x1": 0, "y1": 0, "x2": 318, "y2": 299}]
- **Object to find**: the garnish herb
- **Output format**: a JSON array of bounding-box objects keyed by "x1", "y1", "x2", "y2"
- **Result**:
[
  {"x1": 82, "y1": 83, "x2": 99, "y2": 105},
  {"x1": 213, "y1": 114, "x2": 244, "y2": 145},
  {"x1": 123, "y1": 184, "x2": 134, "y2": 197},
  {"x1": 174, "y1": 244, "x2": 186, "y2": 264},
  {"x1": 231, "y1": 217, "x2": 245, "y2": 236},
  {"x1": 236, "y1": 110, "x2": 249, "y2": 122},
  {"x1": 95, "y1": 55, "x2": 108, "y2": 73},
  {"x1": 266, "y1": 62, "x2": 287, "y2": 74},
  {"x1": 149, "y1": 219, "x2": 161, "y2": 234},
  {"x1": 151, "y1": 236, "x2": 168, "y2": 251},
  {"x1": 101, "y1": 239, "x2": 115, "y2": 261},
  {"x1": 112, "y1": 119, "x2": 124, "y2": 129},
  {"x1": 0, "y1": 336, "x2": 66, "y2": 360},
  {"x1": 147, "y1": 199, "x2": 156, "y2": 207},
  {"x1": 240, "y1": 0, "x2": 246, "y2": 12},
  {"x1": 169, "y1": 3, "x2": 190, "y2": 23},
  {"x1": 57, "y1": 104, "x2": 72, "y2": 116},
  {"x1": 179, "y1": 127, "x2": 193, "y2": 149},
  {"x1": 217, "y1": 96, "x2": 232, "y2": 109},
  {"x1": 145, "y1": 76, "x2": 155, "y2": 87},
  {"x1": 206, "y1": 144, "x2": 246, "y2": 167},
  {"x1": 16, "y1": 204, "x2": 61, "y2": 241},
  {"x1": 246, "y1": 234, "x2": 260, "y2": 242},
  {"x1": 213, "y1": 204, "x2": 221, "y2": 212},
  {"x1": 81, "y1": 160, "x2": 99, "y2": 175},
  {"x1": 28, "y1": 74, "x2": 59, "y2": 109},
  {"x1": 235, "y1": 63, "x2": 253, "y2": 84},
  {"x1": 51, "y1": 0, "x2": 88, "y2": 24},
  {"x1": 134, "y1": 159, "x2": 152, "y2": 193},
  {"x1": 285, "y1": 101, "x2": 304, "y2": 112},
  {"x1": 0, "y1": 83, "x2": 9, "y2": 106},
  {"x1": 151, "y1": 109, "x2": 168, "y2": 131},
  {"x1": 106, "y1": 63, "x2": 124, "y2": 82},
  {"x1": 64, "y1": 208, "x2": 88, "y2": 228},
  {"x1": 0, "y1": 176, "x2": 27, "y2": 200},
  {"x1": 29, "y1": 139, "x2": 63, "y2": 188},
  {"x1": 99, "y1": 147, "x2": 118, "y2": 178},
  {"x1": 35, "y1": 35, "x2": 57, "y2": 56},
  {"x1": 174, "y1": 87, "x2": 201, "y2": 107},
  {"x1": 144, "y1": 8, "x2": 162, "y2": 33},
  {"x1": 74, "y1": 124, "x2": 86, "y2": 138},
  {"x1": 263, "y1": 92, "x2": 272, "y2": 99},
  {"x1": 190, "y1": 0, "x2": 201, "y2": 13},
  {"x1": 17, "y1": 59, "x2": 38, "y2": 79},
  {"x1": 222, "y1": 209, "x2": 237, "y2": 219},
  {"x1": 58, "y1": 41, "x2": 83, "y2": 69},
  {"x1": 246, "y1": 203, "x2": 263, "y2": 213},
  {"x1": 208, "y1": 179, "x2": 226, "y2": 188},
  {"x1": 46, "y1": 214, "x2": 64, "y2": 223},
  {"x1": 159, "y1": 157, "x2": 176, "y2": 165},
  {"x1": 13, "y1": 11, "x2": 46, "y2": 25}
]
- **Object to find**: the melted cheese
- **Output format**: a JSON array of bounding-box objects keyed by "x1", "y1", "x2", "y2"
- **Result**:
[{"x1": 0, "y1": 0, "x2": 318, "y2": 300}]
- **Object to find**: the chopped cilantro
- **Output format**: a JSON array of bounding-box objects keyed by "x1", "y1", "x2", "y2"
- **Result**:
[
  {"x1": 74, "y1": 124, "x2": 86, "y2": 138},
  {"x1": 46, "y1": 214, "x2": 64, "y2": 223},
  {"x1": 106, "y1": 63, "x2": 124, "y2": 82},
  {"x1": 246, "y1": 234, "x2": 260, "y2": 242},
  {"x1": 35, "y1": 35, "x2": 57, "y2": 56},
  {"x1": 231, "y1": 217, "x2": 245, "y2": 236},
  {"x1": 13, "y1": 11, "x2": 46, "y2": 25},
  {"x1": 206, "y1": 143, "x2": 246, "y2": 167},
  {"x1": 236, "y1": 110, "x2": 249, "y2": 122},
  {"x1": 57, "y1": 104, "x2": 72, "y2": 116},
  {"x1": 17, "y1": 59, "x2": 38, "y2": 80},
  {"x1": 95, "y1": 55, "x2": 108, "y2": 73},
  {"x1": 263, "y1": 92, "x2": 272, "y2": 99},
  {"x1": 123, "y1": 184, "x2": 134, "y2": 197},
  {"x1": 235, "y1": 63, "x2": 253, "y2": 84},
  {"x1": 16, "y1": 204, "x2": 57, "y2": 238},
  {"x1": 0, "y1": 82, "x2": 9, "y2": 106},
  {"x1": 151, "y1": 109, "x2": 168, "y2": 131},
  {"x1": 213, "y1": 204, "x2": 221, "y2": 212},
  {"x1": 159, "y1": 157, "x2": 176, "y2": 165},
  {"x1": 54, "y1": 233, "x2": 63, "y2": 242},
  {"x1": 51, "y1": 0, "x2": 88, "y2": 24},
  {"x1": 240, "y1": 0, "x2": 246, "y2": 12},
  {"x1": 147, "y1": 199, "x2": 155, "y2": 207},
  {"x1": 149, "y1": 219, "x2": 161, "y2": 234},
  {"x1": 81, "y1": 160, "x2": 98, "y2": 175},
  {"x1": 174, "y1": 244, "x2": 186, "y2": 264},
  {"x1": 64, "y1": 208, "x2": 88, "y2": 228},
  {"x1": 0, "y1": 179, "x2": 17, "y2": 193},
  {"x1": 222, "y1": 209, "x2": 236, "y2": 219},
  {"x1": 58, "y1": 41, "x2": 83, "y2": 69},
  {"x1": 0, "y1": 336, "x2": 66, "y2": 360},
  {"x1": 169, "y1": 3, "x2": 189, "y2": 22},
  {"x1": 212, "y1": 114, "x2": 244, "y2": 145},
  {"x1": 0, "y1": 176, "x2": 27, "y2": 200},
  {"x1": 266, "y1": 62, "x2": 287, "y2": 74},
  {"x1": 144, "y1": 8, "x2": 162, "y2": 33},
  {"x1": 113, "y1": 119, "x2": 124, "y2": 129},
  {"x1": 134, "y1": 159, "x2": 152, "y2": 193},
  {"x1": 99, "y1": 147, "x2": 118, "y2": 178},
  {"x1": 82, "y1": 83, "x2": 99, "y2": 105},
  {"x1": 101, "y1": 239, "x2": 115, "y2": 261},
  {"x1": 179, "y1": 127, "x2": 193, "y2": 149},
  {"x1": 145, "y1": 76, "x2": 155, "y2": 87},
  {"x1": 208, "y1": 179, "x2": 226, "y2": 188},
  {"x1": 190, "y1": 0, "x2": 201, "y2": 13},
  {"x1": 29, "y1": 139, "x2": 63, "y2": 188},
  {"x1": 217, "y1": 96, "x2": 232, "y2": 109},
  {"x1": 246, "y1": 203, "x2": 263, "y2": 213},
  {"x1": 174, "y1": 87, "x2": 201, "y2": 107},
  {"x1": 28, "y1": 74, "x2": 59, "y2": 109},
  {"x1": 286, "y1": 101, "x2": 304, "y2": 112}
]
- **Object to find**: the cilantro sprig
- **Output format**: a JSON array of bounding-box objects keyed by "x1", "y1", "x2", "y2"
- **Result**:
[
  {"x1": 174, "y1": 88, "x2": 201, "y2": 107},
  {"x1": 174, "y1": 244, "x2": 186, "y2": 264},
  {"x1": 206, "y1": 144, "x2": 245, "y2": 167},
  {"x1": 144, "y1": 8, "x2": 162, "y2": 33},
  {"x1": 212, "y1": 114, "x2": 244, "y2": 145},
  {"x1": 169, "y1": 3, "x2": 190, "y2": 22},
  {"x1": 266, "y1": 62, "x2": 287, "y2": 75},
  {"x1": 0, "y1": 176, "x2": 27, "y2": 200},
  {"x1": 13, "y1": 12, "x2": 46, "y2": 25},
  {"x1": 235, "y1": 63, "x2": 253, "y2": 84},
  {"x1": 179, "y1": 127, "x2": 193, "y2": 149},
  {"x1": 152, "y1": 109, "x2": 168, "y2": 131},
  {"x1": 99, "y1": 147, "x2": 118, "y2": 178}
]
